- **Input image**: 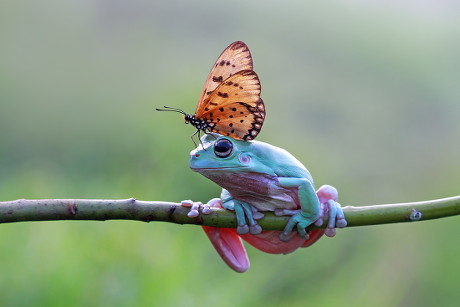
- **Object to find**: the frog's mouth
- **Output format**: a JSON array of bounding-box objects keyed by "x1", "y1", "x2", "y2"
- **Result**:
[{"x1": 191, "y1": 166, "x2": 247, "y2": 171}]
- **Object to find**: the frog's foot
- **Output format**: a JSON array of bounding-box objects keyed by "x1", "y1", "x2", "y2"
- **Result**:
[
  {"x1": 278, "y1": 185, "x2": 347, "y2": 242},
  {"x1": 181, "y1": 199, "x2": 213, "y2": 218},
  {"x1": 275, "y1": 209, "x2": 304, "y2": 241},
  {"x1": 313, "y1": 185, "x2": 347, "y2": 237},
  {"x1": 314, "y1": 199, "x2": 347, "y2": 237},
  {"x1": 223, "y1": 200, "x2": 262, "y2": 235},
  {"x1": 279, "y1": 212, "x2": 317, "y2": 242}
]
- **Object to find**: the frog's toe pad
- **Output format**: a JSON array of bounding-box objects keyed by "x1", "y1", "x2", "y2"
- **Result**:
[
  {"x1": 249, "y1": 224, "x2": 262, "y2": 235},
  {"x1": 279, "y1": 232, "x2": 295, "y2": 242},
  {"x1": 325, "y1": 228, "x2": 337, "y2": 237},
  {"x1": 181, "y1": 200, "x2": 207, "y2": 218},
  {"x1": 237, "y1": 225, "x2": 250, "y2": 235},
  {"x1": 314, "y1": 217, "x2": 324, "y2": 227},
  {"x1": 187, "y1": 209, "x2": 199, "y2": 218},
  {"x1": 181, "y1": 200, "x2": 194, "y2": 207},
  {"x1": 336, "y1": 218, "x2": 347, "y2": 228},
  {"x1": 201, "y1": 204, "x2": 212, "y2": 215},
  {"x1": 252, "y1": 211, "x2": 264, "y2": 220}
]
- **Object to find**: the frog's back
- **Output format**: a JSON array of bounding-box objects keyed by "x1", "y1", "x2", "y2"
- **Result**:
[{"x1": 249, "y1": 140, "x2": 312, "y2": 180}]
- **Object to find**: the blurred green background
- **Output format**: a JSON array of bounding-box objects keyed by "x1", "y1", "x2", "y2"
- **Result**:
[{"x1": 1, "y1": 0, "x2": 459, "y2": 306}]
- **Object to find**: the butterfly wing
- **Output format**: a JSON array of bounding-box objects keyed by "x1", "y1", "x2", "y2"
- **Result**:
[
  {"x1": 196, "y1": 41, "x2": 253, "y2": 115},
  {"x1": 198, "y1": 70, "x2": 265, "y2": 140}
]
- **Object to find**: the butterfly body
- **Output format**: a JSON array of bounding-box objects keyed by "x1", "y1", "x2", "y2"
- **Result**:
[
  {"x1": 184, "y1": 114, "x2": 213, "y2": 131},
  {"x1": 157, "y1": 41, "x2": 265, "y2": 142}
]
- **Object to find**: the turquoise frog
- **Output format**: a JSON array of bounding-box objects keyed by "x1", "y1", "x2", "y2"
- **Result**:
[{"x1": 182, "y1": 133, "x2": 347, "y2": 272}]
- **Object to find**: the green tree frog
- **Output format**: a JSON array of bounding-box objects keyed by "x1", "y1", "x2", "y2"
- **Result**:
[{"x1": 182, "y1": 133, "x2": 347, "y2": 272}]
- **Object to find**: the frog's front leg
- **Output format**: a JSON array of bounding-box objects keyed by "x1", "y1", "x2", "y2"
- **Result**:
[
  {"x1": 221, "y1": 189, "x2": 262, "y2": 235},
  {"x1": 275, "y1": 183, "x2": 347, "y2": 241},
  {"x1": 277, "y1": 177, "x2": 321, "y2": 241},
  {"x1": 182, "y1": 191, "x2": 263, "y2": 235}
]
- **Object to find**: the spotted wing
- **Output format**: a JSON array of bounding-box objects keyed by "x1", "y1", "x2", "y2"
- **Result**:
[
  {"x1": 196, "y1": 41, "x2": 253, "y2": 115},
  {"x1": 198, "y1": 70, "x2": 265, "y2": 140}
]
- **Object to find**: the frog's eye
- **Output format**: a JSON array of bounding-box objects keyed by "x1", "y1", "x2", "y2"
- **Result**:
[{"x1": 214, "y1": 139, "x2": 233, "y2": 158}]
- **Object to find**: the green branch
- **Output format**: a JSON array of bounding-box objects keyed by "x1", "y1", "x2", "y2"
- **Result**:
[{"x1": 0, "y1": 196, "x2": 459, "y2": 230}]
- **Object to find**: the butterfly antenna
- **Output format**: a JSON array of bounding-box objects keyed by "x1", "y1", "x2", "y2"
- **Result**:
[{"x1": 155, "y1": 106, "x2": 187, "y2": 115}]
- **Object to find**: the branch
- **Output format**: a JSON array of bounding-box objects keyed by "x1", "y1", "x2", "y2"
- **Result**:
[{"x1": 1, "y1": 196, "x2": 459, "y2": 230}]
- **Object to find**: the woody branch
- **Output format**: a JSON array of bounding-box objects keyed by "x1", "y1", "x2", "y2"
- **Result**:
[{"x1": 0, "y1": 196, "x2": 459, "y2": 229}]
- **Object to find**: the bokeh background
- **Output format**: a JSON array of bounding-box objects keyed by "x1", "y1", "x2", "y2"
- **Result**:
[{"x1": 1, "y1": 0, "x2": 459, "y2": 306}]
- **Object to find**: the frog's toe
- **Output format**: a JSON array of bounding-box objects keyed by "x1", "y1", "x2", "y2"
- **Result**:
[
  {"x1": 188, "y1": 201, "x2": 203, "y2": 218},
  {"x1": 336, "y1": 218, "x2": 347, "y2": 228},
  {"x1": 207, "y1": 198, "x2": 222, "y2": 208},
  {"x1": 315, "y1": 199, "x2": 347, "y2": 236},
  {"x1": 324, "y1": 227, "x2": 337, "y2": 237},
  {"x1": 201, "y1": 204, "x2": 212, "y2": 215},
  {"x1": 249, "y1": 224, "x2": 262, "y2": 235},
  {"x1": 325, "y1": 200, "x2": 347, "y2": 229},
  {"x1": 279, "y1": 232, "x2": 291, "y2": 242},
  {"x1": 253, "y1": 212, "x2": 264, "y2": 220},
  {"x1": 274, "y1": 209, "x2": 284, "y2": 216},
  {"x1": 181, "y1": 200, "x2": 194, "y2": 207},
  {"x1": 237, "y1": 225, "x2": 250, "y2": 235},
  {"x1": 251, "y1": 206, "x2": 265, "y2": 220},
  {"x1": 296, "y1": 223, "x2": 310, "y2": 239},
  {"x1": 275, "y1": 209, "x2": 301, "y2": 216},
  {"x1": 187, "y1": 208, "x2": 199, "y2": 218},
  {"x1": 279, "y1": 231, "x2": 299, "y2": 242},
  {"x1": 251, "y1": 207, "x2": 264, "y2": 220},
  {"x1": 314, "y1": 217, "x2": 324, "y2": 227},
  {"x1": 181, "y1": 200, "x2": 211, "y2": 218}
]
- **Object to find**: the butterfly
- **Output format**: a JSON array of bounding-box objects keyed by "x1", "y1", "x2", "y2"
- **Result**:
[{"x1": 157, "y1": 41, "x2": 265, "y2": 144}]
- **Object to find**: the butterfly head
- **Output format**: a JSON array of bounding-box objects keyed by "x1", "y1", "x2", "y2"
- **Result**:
[{"x1": 156, "y1": 106, "x2": 214, "y2": 147}]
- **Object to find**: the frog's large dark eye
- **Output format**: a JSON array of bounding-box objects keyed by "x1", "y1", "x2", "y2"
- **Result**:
[{"x1": 214, "y1": 139, "x2": 233, "y2": 158}]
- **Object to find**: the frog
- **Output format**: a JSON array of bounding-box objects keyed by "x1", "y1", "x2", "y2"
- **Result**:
[{"x1": 182, "y1": 133, "x2": 347, "y2": 272}]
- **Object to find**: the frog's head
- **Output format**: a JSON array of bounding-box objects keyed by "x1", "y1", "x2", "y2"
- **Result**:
[{"x1": 189, "y1": 133, "x2": 258, "y2": 173}]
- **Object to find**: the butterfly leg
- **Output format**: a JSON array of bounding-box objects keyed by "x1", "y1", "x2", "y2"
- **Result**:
[
  {"x1": 193, "y1": 129, "x2": 208, "y2": 149},
  {"x1": 189, "y1": 129, "x2": 199, "y2": 148},
  {"x1": 204, "y1": 129, "x2": 218, "y2": 139}
]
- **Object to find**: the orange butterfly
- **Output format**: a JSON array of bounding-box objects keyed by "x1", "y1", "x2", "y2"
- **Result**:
[{"x1": 157, "y1": 41, "x2": 265, "y2": 143}]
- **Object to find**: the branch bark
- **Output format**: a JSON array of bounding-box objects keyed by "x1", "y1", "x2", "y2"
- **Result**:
[{"x1": 0, "y1": 196, "x2": 459, "y2": 230}]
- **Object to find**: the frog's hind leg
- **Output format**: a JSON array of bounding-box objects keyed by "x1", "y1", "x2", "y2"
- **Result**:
[{"x1": 314, "y1": 185, "x2": 347, "y2": 237}]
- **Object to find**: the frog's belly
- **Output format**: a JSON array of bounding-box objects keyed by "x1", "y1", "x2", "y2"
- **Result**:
[{"x1": 202, "y1": 171, "x2": 300, "y2": 211}]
